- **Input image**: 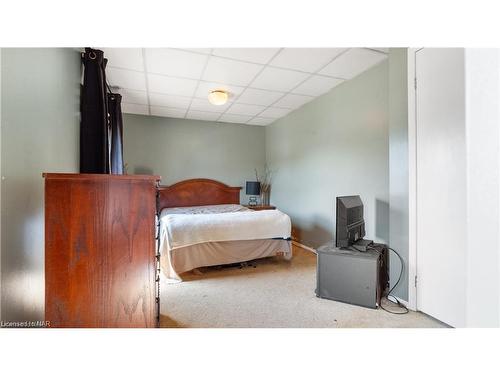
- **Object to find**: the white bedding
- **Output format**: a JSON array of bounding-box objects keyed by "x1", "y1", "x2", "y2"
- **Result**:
[
  {"x1": 159, "y1": 204, "x2": 292, "y2": 280},
  {"x1": 162, "y1": 203, "x2": 249, "y2": 215},
  {"x1": 160, "y1": 204, "x2": 291, "y2": 251}
]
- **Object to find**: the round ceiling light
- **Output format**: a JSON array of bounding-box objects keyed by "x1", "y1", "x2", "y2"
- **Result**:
[{"x1": 208, "y1": 90, "x2": 229, "y2": 105}]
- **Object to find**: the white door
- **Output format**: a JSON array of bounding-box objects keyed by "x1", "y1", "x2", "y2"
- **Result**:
[{"x1": 415, "y1": 48, "x2": 467, "y2": 327}]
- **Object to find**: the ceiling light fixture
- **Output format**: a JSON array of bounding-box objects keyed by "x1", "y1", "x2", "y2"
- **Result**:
[{"x1": 208, "y1": 90, "x2": 229, "y2": 105}]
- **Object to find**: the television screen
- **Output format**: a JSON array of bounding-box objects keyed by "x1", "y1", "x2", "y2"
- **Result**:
[{"x1": 335, "y1": 195, "x2": 366, "y2": 248}]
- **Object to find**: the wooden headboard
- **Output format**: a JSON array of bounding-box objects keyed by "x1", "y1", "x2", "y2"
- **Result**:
[{"x1": 157, "y1": 178, "x2": 242, "y2": 210}]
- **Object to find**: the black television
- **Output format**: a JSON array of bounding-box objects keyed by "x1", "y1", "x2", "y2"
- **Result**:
[{"x1": 335, "y1": 195, "x2": 366, "y2": 248}]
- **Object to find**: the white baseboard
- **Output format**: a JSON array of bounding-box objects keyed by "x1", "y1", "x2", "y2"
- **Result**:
[
  {"x1": 291, "y1": 240, "x2": 316, "y2": 254},
  {"x1": 387, "y1": 295, "x2": 410, "y2": 309}
]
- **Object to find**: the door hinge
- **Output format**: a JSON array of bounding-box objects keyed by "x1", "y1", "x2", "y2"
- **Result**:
[
  {"x1": 414, "y1": 77, "x2": 417, "y2": 90},
  {"x1": 414, "y1": 275, "x2": 418, "y2": 288}
]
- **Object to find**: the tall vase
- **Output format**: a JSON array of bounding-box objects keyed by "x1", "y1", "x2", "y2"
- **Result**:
[{"x1": 260, "y1": 190, "x2": 270, "y2": 205}]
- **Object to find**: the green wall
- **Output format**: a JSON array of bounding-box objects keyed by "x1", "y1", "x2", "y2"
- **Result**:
[
  {"x1": 265, "y1": 60, "x2": 390, "y2": 249},
  {"x1": 0, "y1": 48, "x2": 80, "y2": 321},
  {"x1": 0, "y1": 48, "x2": 407, "y2": 320},
  {"x1": 123, "y1": 114, "x2": 267, "y2": 203},
  {"x1": 0, "y1": 49, "x2": 2, "y2": 319},
  {"x1": 388, "y1": 48, "x2": 409, "y2": 300}
]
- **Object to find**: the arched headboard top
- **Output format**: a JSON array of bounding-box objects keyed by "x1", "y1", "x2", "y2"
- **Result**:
[{"x1": 157, "y1": 178, "x2": 242, "y2": 210}]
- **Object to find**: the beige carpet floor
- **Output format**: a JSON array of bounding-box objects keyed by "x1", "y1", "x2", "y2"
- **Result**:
[{"x1": 160, "y1": 246, "x2": 446, "y2": 328}]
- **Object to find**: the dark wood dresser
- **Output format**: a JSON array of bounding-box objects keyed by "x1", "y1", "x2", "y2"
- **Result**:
[{"x1": 44, "y1": 173, "x2": 161, "y2": 328}]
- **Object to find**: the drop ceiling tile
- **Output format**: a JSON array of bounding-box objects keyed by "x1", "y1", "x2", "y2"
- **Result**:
[
  {"x1": 236, "y1": 88, "x2": 284, "y2": 106},
  {"x1": 258, "y1": 107, "x2": 292, "y2": 118},
  {"x1": 247, "y1": 117, "x2": 275, "y2": 126},
  {"x1": 250, "y1": 67, "x2": 309, "y2": 92},
  {"x1": 186, "y1": 110, "x2": 221, "y2": 121},
  {"x1": 145, "y1": 48, "x2": 208, "y2": 79},
  {"x1": 318, "y1": 48, "x2": 387, "y2": 79},
  {"x1": 370, "y1": 47, "x2": 389, "y2": 53},
  {"x1": 102, "y1": 48, "x2": 144, "y2": 71},
  {"x1": 150, "y1": 106, "x2": 186, "y2": 118},
  {"x1": 116, "y1": 48, "x2": 392, "y2": 126},
  {"x1": 212, "y1": 48, "x2": 279, "y2": 64},
  {"x1": 226, "y1": 103, "x2": 266, "y2": 116},
  {"x1": 107, "y1": 68, "x2": 147, "y2": 91},
  {"x1": 149, "y1": 93, "x2": 192, "y2": 109},
  {"x1": 121, "y1": 103, "x2": 149, "y2": 115},
  {"x1": 293, "y1": 75, "x2": 344, "y2": 96},
  {"x1": 178, "y1": 48, "x2": 212, "y2": 54},
  {"x1": 195, "y1": 81, "x2": 245, "y2": 100},
  {"x1": 148, "y1": 74, "x2": 198, "y2": 97},
  {"x1": 202, "y1": 56, "x2": 262, "y2": 86},
  {"x1": 119, "y1": 89, "x2": 148, "y2": 105},
  {"x1": 190, "y1": 98, "x2": 231, "y2": 113},
  {"x1": 269, "y1": 48, "x2": 347, "y2": 73},
  {"x1": 273, "y1": 93, "x2": 315, "y2": 109},
  {"x1": 218, "y1": 113, "x2": 253, "y2": 124}
]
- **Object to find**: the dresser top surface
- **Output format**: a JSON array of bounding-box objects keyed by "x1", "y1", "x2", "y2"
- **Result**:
[{"x1": 43, "y1": 173, "x2": 161, "y2": 181}]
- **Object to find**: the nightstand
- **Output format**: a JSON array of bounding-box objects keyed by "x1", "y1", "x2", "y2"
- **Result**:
[{"x1": 244, "y1": 205, "x2": 276, "y2": 211}]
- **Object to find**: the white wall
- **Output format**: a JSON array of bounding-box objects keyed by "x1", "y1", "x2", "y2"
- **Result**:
[
  {"x1": 464, "y1": 48, "x2": 500, "y2": 327},
  {"x1": 411, "y1": 48, "x2": 500, "y2": 327}
]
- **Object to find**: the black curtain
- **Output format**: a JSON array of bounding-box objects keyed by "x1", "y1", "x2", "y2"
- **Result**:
[
  {"x1": 80, "y1": 47, "x2": 124, "y2": 174},
  {"x1": 80, "y1": 48, "x2": 109, "y2": 173},
  {"x1": 108, "y1": 93, "x2": 124, "y2": 174}
]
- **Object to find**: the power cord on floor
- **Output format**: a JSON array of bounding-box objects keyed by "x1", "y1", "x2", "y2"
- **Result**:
[{"x1": 367, "y1": 243, "x2": 409, "y2": 315}]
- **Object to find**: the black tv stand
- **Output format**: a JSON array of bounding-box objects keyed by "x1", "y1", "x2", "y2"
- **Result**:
[
  {"x1": 316, "y1": 241, "x2": 389, "y2": 308},
  {"x1": 351, "y1": 239, "x2": 373, "y2": 252}
]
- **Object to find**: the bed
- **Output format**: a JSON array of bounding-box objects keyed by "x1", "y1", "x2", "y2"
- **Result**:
[{"x1": 157, "y1": 178, "x2": 292, "y2": 281}]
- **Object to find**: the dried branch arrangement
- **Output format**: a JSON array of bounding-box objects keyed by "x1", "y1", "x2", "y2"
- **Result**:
[{"x1": 255, "y1": 165, "x2": 273, "y2": 195}]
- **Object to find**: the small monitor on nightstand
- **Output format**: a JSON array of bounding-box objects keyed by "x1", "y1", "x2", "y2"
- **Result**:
[{"x1": 246, "y1": 181, "x2": 260, "y2": 206}]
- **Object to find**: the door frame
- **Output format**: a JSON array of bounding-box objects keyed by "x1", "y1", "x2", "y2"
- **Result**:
[{"x1": 406, "y1": 47, "x2": 421, "y2": 311}]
